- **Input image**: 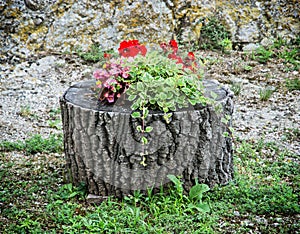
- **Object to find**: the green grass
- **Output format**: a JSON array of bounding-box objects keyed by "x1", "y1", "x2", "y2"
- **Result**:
[
  {"x1": 259, "y1": 86, "x2": 274, "y2": 101},
  {"x1": 250, "y1": 37, "x2": 300, "y2": 70},
  {"x1": 286, "y1": 78, "x2": 300, "y2": 91},
  {"x1": 0, "y1": 134, "x2": 63, "y2": 155},
  {"x1": 0, "y1": 136, "x2": 299, "y2": 233}
]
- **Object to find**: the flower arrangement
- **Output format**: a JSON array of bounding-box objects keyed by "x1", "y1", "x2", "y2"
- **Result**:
[
  {"x1": 93, "y1": 39, "x2": 209, "y2": 149},
  {"x1": 93, "y1": 39, "x2": 206, "y2": 105}
]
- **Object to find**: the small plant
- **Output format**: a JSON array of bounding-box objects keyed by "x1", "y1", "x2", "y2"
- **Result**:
[
  {"x1": 230, "y1": 82, "x2": 242, "y2": 96},
  {"x1": 218, "y1": 38, "x2": 232, "y2": 52},
  {"x1": 197, "y1": 17, "x2": 231, "y2": 51},
  {"x1": 243, "y1": 65, "x2": 252, "y2": 71},
  {"x1": 259, "y1": 86, "x2": 274, "y2": 101},
  {"x1": 252, "y1": 46, "x2": 273, "y2": 63},
  {"x1": 48, "y1": 119, "x2": 62, "y2": 129},
  {"x1": 167, "y1": 175, "x2": 210, "y2": 213},
  {"x1": 0, "y1": 134, "x2": 63, "y2": 154},
  {"x1": 19, "y1": 105, "x2": 32, "y2": 117},
  {"x1": 76, "y1": 44, "x2": 115, "y2": 63},
  {"x1": 285, "y1": 78, "x2": 300, "y2": 91}
]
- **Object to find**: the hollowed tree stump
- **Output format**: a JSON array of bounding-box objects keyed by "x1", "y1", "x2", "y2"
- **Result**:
[{"x1": 60, "y1": 80, "x2": 234, "y2": 198}]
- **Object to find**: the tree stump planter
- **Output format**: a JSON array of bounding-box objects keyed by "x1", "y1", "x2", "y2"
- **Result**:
[{"x1": 60, "y1": 80, "x2": 234, "y2": 198}]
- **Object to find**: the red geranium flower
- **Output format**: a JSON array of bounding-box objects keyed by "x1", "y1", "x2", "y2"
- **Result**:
[
  {"x1": 118, "y1": 40, "x2": 147, "y2": 58},
  {"x1": 169, "y1": 39, "x2": 178, "y2": 53},
  {"x1": 104, "y1": 53, "x2": 111, "y2": 59},
  {"x1": 187, "y1": 52, "x2": 195, "y2": 60},
  {"x1": 168, "y1": 53, "x2": 183, "y2": 64}
]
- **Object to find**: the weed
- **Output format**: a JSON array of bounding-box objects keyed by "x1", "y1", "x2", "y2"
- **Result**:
[
  {"x1": 0, "y1": 134, "x2": 63, "y2": 154},
  {"x1": 285, "y1": 78, "x2": 300, "y2": 91},
  {"x1": 19, "y1": 105, "x2": 32, "y2": 117},
  {"x1": 259, "y1": 86, "x2": 274, "y2": 101},
  {"x1": 282, "y1": 128, "x2": 300, "y2": 141},
  {"x1": 230, "y1": 82, "x2": 242, "y2": 96},
  {"x1": 76, "y1": 44, "x2": 104, "y2": 62},
  {"x1": 243, "y1": 65, "x2": 252, "y2": 71},
  {"x1": 250, "y1": 37, "x2": 300, "y2": 70},
  {"x1": 76, "y1": 44, "x2": 115, "y2": 63},
  {"x1": 252, "y1": 46, "x2": 273, "y2": 63},
  {"x1": 198, "y1": 17, "x2": 231, "y2": 51},
  {"x1": 218, "y1": 38, "x2": 233, "y2": 52},
  {"x1": 47, "y1": 119, "x2": 62, "y2": 129}
]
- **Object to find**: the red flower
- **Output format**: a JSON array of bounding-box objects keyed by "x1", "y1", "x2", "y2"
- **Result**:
[
  {"x1": 168, "y1": 53, "x2": 183, "y2": 64},
  {"x1": 169, "y1": 39, "x2": 178, "y2": 53},
  {"x1": 104, "y1": 53, "x2": 111, "y2": 59},
  {"x1": 187, "y1": 52, "x2": 195, "y2": 60},
  {"x1": 118, "y1": 40, "x2": 147, "y2": 58}
]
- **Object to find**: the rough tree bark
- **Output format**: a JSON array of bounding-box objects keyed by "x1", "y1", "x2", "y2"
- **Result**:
[{"x1": 60, "y1": 80, "x2": 234, "y2": 198}]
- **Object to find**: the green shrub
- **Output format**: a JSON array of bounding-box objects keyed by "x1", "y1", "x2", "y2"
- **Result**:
[{"x1": 198, "y1": 17, "x2": 231, "y2": 51}]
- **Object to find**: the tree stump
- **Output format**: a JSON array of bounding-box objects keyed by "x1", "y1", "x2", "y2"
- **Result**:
[{"x1": 60, "y1": 80, "x2": 234, "y2": 198}]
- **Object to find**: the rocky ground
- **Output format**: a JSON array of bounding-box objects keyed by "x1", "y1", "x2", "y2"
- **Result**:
[{"x1": 0, "y1": 50, "x2": 299, "y2": 155}]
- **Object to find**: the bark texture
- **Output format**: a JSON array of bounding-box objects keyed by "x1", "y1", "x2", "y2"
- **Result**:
[{"x1": 60, "y1": 80, "x2": 234, "y2": 198}]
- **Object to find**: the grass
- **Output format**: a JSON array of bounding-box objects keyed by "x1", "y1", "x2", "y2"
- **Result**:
[
  {"x1": 286, "y1": 78, "x2": 300, "y2": 91},
  {"x1": 0, "y1": 135, "x2": 299, "y2": 233},
  {"x1": 259, "y1": 86, "x2": 274, "y2": 101},
  {"x1": 0, "y1": 134, "x2": 63, "y2": 155},
  {"x1": 230, "y1": 82, "x2": 242, "y2": 96},
  {"x1": 250, "y1": 37, "x2": 300, "y2": 70}
]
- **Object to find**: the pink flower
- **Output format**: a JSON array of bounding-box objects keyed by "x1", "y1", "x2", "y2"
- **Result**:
[
  {"x1": 93, "y1": 69, "x2": 110, "y2": 80},
  {"x1": 104, "y1": 92, "x2": 115, "y2": 103}
]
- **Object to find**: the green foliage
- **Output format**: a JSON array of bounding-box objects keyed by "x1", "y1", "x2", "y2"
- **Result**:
[
  {"x1": 250, "y1": 37, "x2": 300, "y2": 70},
  {"x1": 1, "y1": 138, "x2": 299, "y2": 233},
  {"x1": 251, "y1": 46, "x2": 273, "y2": 63},
  {"x1": 198, "y1": 17, "x2": 231, "y2": 51},
  {"x1": 230, "y1": 82, "x2": 242, "y2": 96},
  {"x1": 218, "y1": 38, "x2": 232, "y2": 52},
  {"x1": 126, "y1": 51, "x2": 208, "y2": 115},
  {"x1": 259, "y1": 86, "x2": 274, "y2": 101},
  {"x1": 0, "y1": 134, "x2": 63, "y2": 154},
  {"x1": 76, "y1": 44, "x2": 115, "y2": 63},
  {"x1": 285, "y1": 78, "x2": 300, "y2": 91},
  {"x1": 124, "y1": 51, "x2": 208, "y2": 146}
]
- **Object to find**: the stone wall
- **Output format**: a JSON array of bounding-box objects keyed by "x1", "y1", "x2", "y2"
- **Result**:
[{"x1": 1, "y1": 0, "x2": 299, "y2": 64}]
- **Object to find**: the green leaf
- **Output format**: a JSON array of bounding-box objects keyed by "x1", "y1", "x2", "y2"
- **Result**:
[
  {"x1": 177, "y1": 79, "x2": 185, "y2": 87},
  {"x1": 137, "y1": 82, "x2": 144, "y2": 91},
  {"x1": 131, "y1": 111, "x2": 141, "y2": 118},
  {"x1": 143, "y1": 108, "x2": 149, "y2": 119},
  {"x1": 167, "y1": 175, "x2": 180, "y2": 186},
  {"x1": 160, "y1": 93, "x2": 167, "y2": 100},
  {"x1": 182, "y1": 87, "x2": 191, "y2": 94},
  {"x1": 128, "y1": 95, "x2": 137, "y2": 101},
  {"x1": 149, "y1": 99, "x2": 156, "y2": 104},
  {"x1": 131, "y1": 102, "x2": 140, "y2": 110},
  {"x1": 196, "y1": 203, "x2": 210, "y2": 213},
  {"x1": 189, "y1": 184, "x2": 210, "y2": 201},
  {"x1": 221, "y1": 117, "x2": 228, "y2": 124},
  {"x1": 141, "y1": 136, "x2": 148, "y2": 145},
  {"x1": 145, "y1": 126, "x2": 153, "y2": 133},
  {"x1": 189, "y1": 99, "x2": 197, "y2": 105}
]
